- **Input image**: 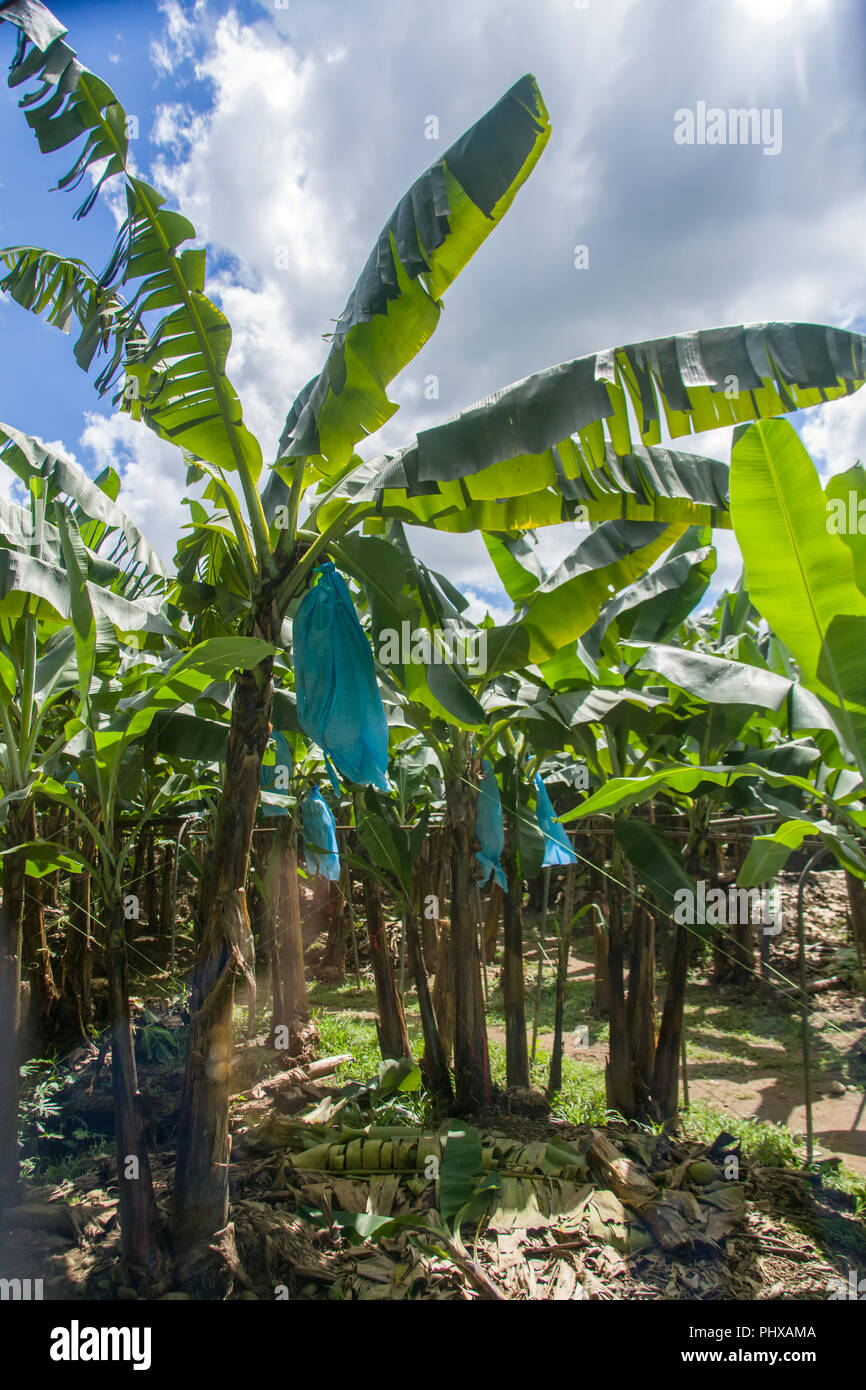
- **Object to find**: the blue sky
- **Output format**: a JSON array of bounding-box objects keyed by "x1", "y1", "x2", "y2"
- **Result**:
[
  {"x1": 0, "y1": 1, "x2": 171, "y2": 444},
  {"x1": 1, "y1": 0, "x2": 865, "y2": 619}
]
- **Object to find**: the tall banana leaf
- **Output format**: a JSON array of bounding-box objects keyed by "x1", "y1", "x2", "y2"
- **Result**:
[
  {"x1": 275, "y1": 75, "x2": 551, "y2": 474},
  {"x1": 0, "y1": 423, "x2": 165, "y2": 580},
  {"x1": 0, "y1": 0, "x2": 271, "y2": 562},
  {"x1": 0, "y1": 244, "x2": 134, "y2": 388},
  {"x1": 825, "y1": 462, "x2": 866, "y2": 593},
  {"x1": 409, "y1": 322, "x2": 864, "y2": 477},
  {"x1": 482, "y1": 519, "x2": 686, "y2": 671},
  {"x1": 316, "y1": 437, "x2": 734, "y2": 536},
  {"x1": 559, "y1": 761, "x2": 830, "y2": 824},
  {"x1": 581, "y1": 530, "x2": 716, "y2": 662},
  {"x1": 729, "y1": 419, "x2": 866, "y2": 780},
  {"x1": 316, "y1": 322, "x2": 865, "y2": 535}
]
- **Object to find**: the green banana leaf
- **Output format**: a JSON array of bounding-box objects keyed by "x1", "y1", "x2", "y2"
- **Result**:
[
  {"x1": 1, "y1": 2, "x2": 269, "y2": 559},
  {"x1": 319, "y1": 322, "x2": 864, "y2": 536},
  {"x1": 275, "y1": 74, "x2": 551, "y2": 474},
  {"x1": 730, "y1": 419, "x2": 866, "y2": 778},
  {"x1": 738, "y1": 818, "x2": 866, "y2": 886},
  {"x1": 560, "y1": 761, "x2": 828, "y2": 823}
]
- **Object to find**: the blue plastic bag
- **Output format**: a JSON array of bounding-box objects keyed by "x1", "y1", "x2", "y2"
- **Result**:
[
  {"x1": 259, "y1": 731, "x2": 293, "y2": 817},
  {"x1": 294, "y1": 561, "x2": 390, "y2": 792},
  {"x1": 301, "y1": 785, "x2": 341, "y2": 881},
  {"x1": 535, "y1": 773, "x2": 577, "y2": 868},
  {"x1": 475, "y1": 759, "x2": 507, "y2": 890}
]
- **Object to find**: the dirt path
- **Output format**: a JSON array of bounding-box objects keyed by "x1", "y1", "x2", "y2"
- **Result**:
[{"x1": 486, "y1": 944, "x2": 866, "y2": 1173}]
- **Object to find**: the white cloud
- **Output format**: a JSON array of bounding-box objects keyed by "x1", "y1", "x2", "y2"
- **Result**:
[
  {"x1": 801, "y1": 388, "x2": 866, "y2": 481},
  {"x1": 148, "y1": 7, "x2": 347, "y2": 456},
  {"x1": 79, "y1": 413, "x2": 189, "y2": 569},
  {"x1": 42, "y1": 0, "x2": 861, "y2": 611},
  {"x1": 462, "y1": 590, "x2": 512, "y2": 627},
  {"x1": 709, "y1": 529, "x2": 744, "y2": 596},
  {"x1": 730, "y1": 0, "x2": 830, "y2": 26},
  {"x1": 150, "y1": 0, "x2": 208, "y2": 76}
]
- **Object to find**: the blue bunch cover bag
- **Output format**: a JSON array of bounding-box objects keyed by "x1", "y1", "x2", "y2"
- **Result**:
[
  {"x1": 294, "y1": 561, "x2": 390, "y2": 792},
  {"x1": 259, "y1": 730, "x2": 293, "y2": 817},
  {"x1": 535, "y1": 773, "x2": 578, "y2": 867},
  {"x1": 476, "y1": 758, "x2": 507, "y2": 890},
  {"x1": 302, "y1": 785, "x2": 341, "y2": 881}
]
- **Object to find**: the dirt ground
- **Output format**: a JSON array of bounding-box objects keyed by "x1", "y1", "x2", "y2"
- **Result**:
[
  {"x1": 4, "y1": 1072, "x2": 864, "y2": 1302},
  {"x1": 492, "y1": 999, "x2": 866, "y2": 1174},
  {"x1": 4, "y1": 866, "x2": 863, "y2": 1299},
  {"x1": 489, "y1": 866, "x2": 866, "y2": 1172}
]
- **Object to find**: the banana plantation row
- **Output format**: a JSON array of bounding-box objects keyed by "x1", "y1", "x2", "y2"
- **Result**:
[{"x1": 1, "y1": 0, "x2": 865, "y2": 1290}]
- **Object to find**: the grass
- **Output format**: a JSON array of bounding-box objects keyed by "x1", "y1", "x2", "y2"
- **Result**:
[
  {"x1": 308, "y1": 979, "x2": 379, "y2": 1014},
  {"x1": 307, "y1": 993, "x2": 866, "y2": 1212},
  {"x1": 485, "y1": 966, "x2": 599, "y2": 1042},
  {"x1": 681, "y1": 1098, "x2": 804, "y2": 1166},
  {"x1": 681, "y1": 989, "x2": 850, "y2": 1081}
]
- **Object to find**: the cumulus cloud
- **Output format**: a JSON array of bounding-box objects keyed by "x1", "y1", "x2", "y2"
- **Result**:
[
  {"x1": 801, "y1": 388, "x2": 866, "y2": 480},
  {"x1": 462, "y1": 591, "x2": 513, "y2": 628},
  {"x1": 150, "y1": 0, "x2": 208, "y2": 76},
  {"x1": 79, "y1": 413, "x2": 191, "y2": 569},
  {"x1": 62, "y1": 0, "x2": 864, "y2": 616}
]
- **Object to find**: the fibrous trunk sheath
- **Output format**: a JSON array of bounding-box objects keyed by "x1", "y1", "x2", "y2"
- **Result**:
[
  {"x1": 405, "y1": 909, "x2": 451, "y2": 1100},
  {"x1": 173, "y1": 608, "x2": 276, "y2": 1256},
  {"x1": 502, "y1": 827, "x2": 529, "y2": 1091},
  {"x1": 269, "y1": 816, "x2": 314, "y2": 1056},
  {"x1": 605, "y1": 869, "x2": 635, "y2": 1118},
  {"x1": 361, "y1": 870, "x2": 411, "y2": 1061},
  {"x1": 445, "y1": 767, "x2": 490, "y2": 1110},
  {"x1": 106, "y1": 900, "x2": 160, "y2": 1278}
]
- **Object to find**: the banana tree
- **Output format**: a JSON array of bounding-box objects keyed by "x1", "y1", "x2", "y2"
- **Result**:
[
  {"x1": 257, "y1": 723, "x2": 362, "y2": 1055},
  {"x1": 0, "y1": 428, "x2": 171, "y2": 1208},
  {"x1": 18, "y1": 579, "x2": 272, "y2": 1261},
  {"x1": 556, "y1": 679, "x2": 866, "y2": 1115},
  {"x1": 4, "y1": 0, "x2": 865, "y2": 1252},
  {"x1": 348, "y1": 786, "x2": 452, "y2": 1100},
  {"x1": 730, "y1": 419, "x2": 866, "y2": 787},
  {"x1": 477, "y1": 731, "x2": 545, "y2": 1092}
]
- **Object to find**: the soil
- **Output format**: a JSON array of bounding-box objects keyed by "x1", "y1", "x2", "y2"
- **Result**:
[
  {"x1": 487, "y1": 867, "x2": 866, "y2": 1171},
  {"x1": 4, "y1": 866, "x2": 863, "y2": 1299},
  {"x1": 3, "y1": 1099, "x2": 863, "y2": 1302}
]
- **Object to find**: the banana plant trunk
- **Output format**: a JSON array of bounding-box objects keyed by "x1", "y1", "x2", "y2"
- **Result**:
[
  {"x1": 502, "y1": 825, "x2": 529, "y2": 1091},
  {"x1": 605, "y1": 840, "x2": 635, "y2": 1118},
  {"x1": 173, "y1": 606, "x2": 276, "y2": 1257},
  {"x1": 22, "y1": 879, "x2": 56, "y2": 1043},
  {"x1": 268, "y1": 816, "x2": 314, "y2": 1056},
  {"x1": 626, "y1": 902, "x2": 657, "y2": 1102},
  {"x1": 361, "y1": 869, "x2": 411, "y2": 1061},
  {"x1": 0, "y1": 849, "x2": 25, "y2": 1208},
  {"x1": 548, "y1": 865, "x2": 576, "y2": 1097},
  {"x1": 405, "y1": 909, "x2": 451, "y2": 1100},
  {"x1": 319, "y1": 854, "x2": 349, "y2": 979},
  {"x1": 414, "y1": 840, "x2": 441, "y2": 972},
  {"x1": 845, "y1": 870, "x2": 866, "y2": 965},
  {"x1": 587, "y1": 835, "x2": 609, "y2": 1012},
  {"x1": 56, "y1": 833, "x2": 94, "y2": 1047},
  {"x1": 650, "y1": 807, "x2": 705, "y2": 1117},
  {"x1": 445, "y1": 759, "x2": 490, "y2": 1111},
  {"x1": 158, "y1": 843, "x2": 174, "y2": 940},
  {"x1": 106, "y1": 897, "x2": 161, "y2": 1279},
  {"x1": 593, "y1": 907, "x2": 610, "y2": 1013},
  {"x1": 650, "y1": 921, "x2": 690, "y2": 1117},
  {"x1": 142, "y1": 831, "x2": 156, "y2": 940},
  {"x1": 13, "y1": 804, "x2": 57, "y2": 1053},
  {"x1": 432, "y1": 918, "x2": 455, "y2": 1064}
]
